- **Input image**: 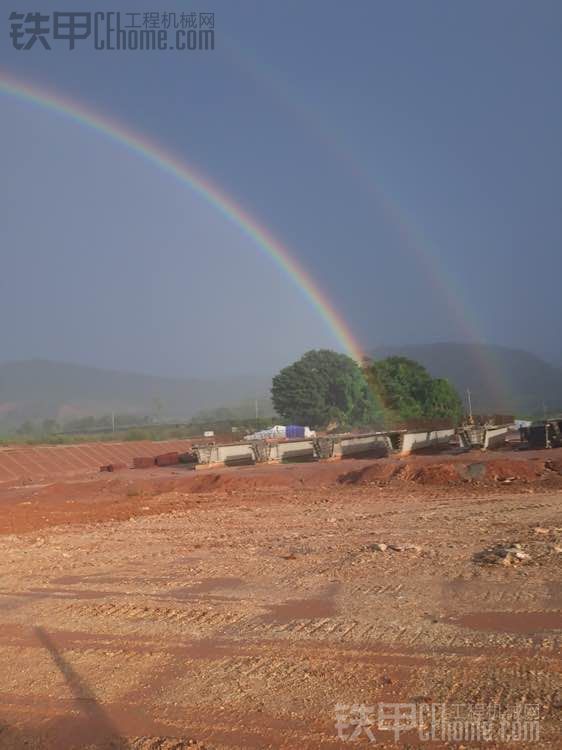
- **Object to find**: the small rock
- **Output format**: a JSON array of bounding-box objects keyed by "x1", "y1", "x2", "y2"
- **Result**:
[
  {"x1": 534, "y1": 527, "x2": 550, "y2": 535},
  {"x1": 369, "y1": 543, "x2": 388, "y2": 552},
  {"x1": 403, "y1": 543, "x2": 423, "y2": 553}
]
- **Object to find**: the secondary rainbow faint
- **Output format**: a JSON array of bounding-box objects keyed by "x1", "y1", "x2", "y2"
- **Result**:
[
  {"x1": 0, "y1": 71, "x2": 366, "y2": 364},
  {"x1": 219, "y1": 38, "x2": 512, "y2": 409}
]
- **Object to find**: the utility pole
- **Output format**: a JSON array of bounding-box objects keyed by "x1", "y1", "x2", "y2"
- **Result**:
[
  {"x1": 111, "y1": 412, "x2": 115, "y2": 433},
  {"x1": 255, "y1": 399, "x2": 259, "y2": 427},
  {"x1": 466, "y1": 389, "x2": 474, "y2": 425}
]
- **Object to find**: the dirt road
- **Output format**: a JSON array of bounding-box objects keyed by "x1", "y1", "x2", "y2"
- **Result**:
[{"x1": 0, "y1": 454, "x2": 560, "y2": 748}]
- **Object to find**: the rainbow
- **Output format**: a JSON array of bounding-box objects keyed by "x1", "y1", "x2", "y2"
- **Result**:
[
  {"x1": 0, "y1": 71, "x2": 366, "y2": 363},
  {"x1": 222, "y1": 40, "x2": 512, "y2": 407}
]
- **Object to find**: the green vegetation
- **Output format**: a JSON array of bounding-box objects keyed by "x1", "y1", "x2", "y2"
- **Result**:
[
  {"x1": 367, "y1": 356, "x2": 463, "y2": 422},
  {"x1": 190, "y1": 397, "x2": 277, "y2": 424},
  {"x1": 0, "y1": 415, "x2": 277, "y2": 447},
  {"x1": 1, "y1": 352, "x2": 463, "y2": 444},
  {"x1": 271, "y1": 351, "x2": 463, "y2": 430},
  {"x1": 271, "y1": 349, "x2": 381, "y2": 429}
]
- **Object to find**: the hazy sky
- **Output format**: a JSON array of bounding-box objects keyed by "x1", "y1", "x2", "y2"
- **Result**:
[{"x1": 1, "y1": 1, "x2": 562, "y2": 376}]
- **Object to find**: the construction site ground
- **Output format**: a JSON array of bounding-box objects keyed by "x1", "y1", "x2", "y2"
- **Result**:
[{"x1": 0, "y1": 444, "x2": 561, "y2": 749}]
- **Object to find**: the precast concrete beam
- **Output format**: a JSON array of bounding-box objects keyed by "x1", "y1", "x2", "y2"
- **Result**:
[
  {"x1": 269, "y1": 439, "x2": 316, "y2": 462},
  {"x1": 399, "y1": 428, "x2": 455, "y2": 456},
  {"x1": 332, "y1": 434, "x2": 392, "y2": 459}
]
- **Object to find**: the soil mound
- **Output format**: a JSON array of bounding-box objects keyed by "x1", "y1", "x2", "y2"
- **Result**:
[
  {"x1": 479, "y1": 458, "x2": 545, "y2": 482},
  {"x1": 187, "y1": 470, "x2": 297, "y2": 493},
  {"x1": 398, "y1": 462, "x2": 463, "y2": 485},
  {"x1": 338, "y1": 456, "x2": 548, "y2": 487},
  {"x1": 338, "y1": 462, "x2": 402, "y2": 484}
]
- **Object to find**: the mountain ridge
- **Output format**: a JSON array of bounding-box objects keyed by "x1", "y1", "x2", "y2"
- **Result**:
[
  {"x1": 0, "y1": 359, "x2": 271, "y2": 429},
  {"x1": 1, "y1": 343, "x2": 561, "y2": 432}
]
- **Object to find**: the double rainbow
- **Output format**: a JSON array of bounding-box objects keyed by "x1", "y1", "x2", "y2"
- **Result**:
[{"x1": 0, "y1": 71, "x2": 365, "y2": 362}]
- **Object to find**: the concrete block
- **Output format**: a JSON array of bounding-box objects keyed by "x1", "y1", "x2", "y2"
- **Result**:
[
  {"x1": 399, "y1": 429, "x2": 455, "y2": 455},
  {"x1": 212, "y1": 443, "x2": 256, "y2": 466},
  {"x1": 270, "y1": 439, "x2": 315, "y2": 462}
]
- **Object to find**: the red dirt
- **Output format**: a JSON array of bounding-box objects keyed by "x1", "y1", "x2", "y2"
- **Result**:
[
  {"x1": 1, "y1": 445, "x2": 562, "y2": 537},
  {"x1": 99, "y1": 462, "x2": 127, "y2": 472},
  {"x1": 340, "y1": 453, "x2": 553, "y2": 487},
  {"x1": 339, "y1": 460, "x2": 402, "y2": 484},
  {"x1": 0, "y1": 440, "x2": 561, "y2": 748},
  {"x1": 545, "y1": 458, "x2": 562, "y2": 474},
  {"x1": 398, "y1": 462, "x2": 463, "y2": 485},
  {"x1": 133, "y1": 456, "x2": 156, "y2": 469},
  {"x1": 0, "y1": 439, "x2": 193, "y2": 484},
  {"x1": 449, "y1": 611, "x2": 562, "y2": 634},
  {"x1": 482, "y1": 457, "x2": 546, "y2": 481}
]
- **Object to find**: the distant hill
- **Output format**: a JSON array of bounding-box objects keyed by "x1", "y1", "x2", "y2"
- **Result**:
[
  {"x1": 0, "y1": 359, "x2": 272, "y2": 431},
  {"x1": 3, "y1": 346, "x2": 560, "y2": 433},
  {"x1": 370, "y1": 343, "x2": 562, "y2": 417}
]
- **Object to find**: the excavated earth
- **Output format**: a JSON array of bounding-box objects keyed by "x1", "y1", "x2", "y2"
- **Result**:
[{"x1": 0, "y1": 444, "x2": 561, "y2": 748}]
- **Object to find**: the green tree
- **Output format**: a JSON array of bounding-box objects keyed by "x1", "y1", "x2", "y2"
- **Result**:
[
  {"x1": 271, "y1": 349, "x2": 380, "y2": 428},
  {"x1": 369, "y1": 357, "x2": 431, "y2": 419},
  {"x1": 423, "y1": 378, "x2": 463, "y2": 420},
  {"x1": 368, "y1": 356, "x2": 462, "y2": 422}
]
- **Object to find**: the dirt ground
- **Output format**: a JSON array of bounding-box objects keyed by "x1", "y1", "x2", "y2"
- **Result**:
[{"x1": 0, "y1": 448, "x2": 561, "y2": 749}]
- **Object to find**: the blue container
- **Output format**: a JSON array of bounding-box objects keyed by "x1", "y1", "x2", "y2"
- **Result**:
[{"x1": 286, "y1": 424, "x2": 305, "y2": 439}]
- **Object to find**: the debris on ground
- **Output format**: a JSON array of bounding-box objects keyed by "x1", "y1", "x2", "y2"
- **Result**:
[
  {"x1": 366, "y1": 542, "x2": 423, "y2": 553},
  {"x1": 100, "y1": 462, "x2": 127, "y2": 472},
  {"x1": 474, "y1": 543, "x2": 531, "y2": 565}
]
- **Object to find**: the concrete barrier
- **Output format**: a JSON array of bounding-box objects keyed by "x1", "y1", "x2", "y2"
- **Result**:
[
  {"x1": 269, "y1": 439, "x2": 316, "y2": 462},
  {"x1": 482, "y1": 426, "x2": 509, "y2": 450},
  {"x1": 398, "y1": 428, "x2": 455, "y2": 456},
  {"x1": 329, "y1": 433, "x2": 393, "y2": 459},
  {"x1": 182, "y1": 428, "x2": 456, "y2": 470},
  {"x1": 457, "y1": 425, "x2": 511, "y2": 450},
  {"x1": 210, "y1": 442, "x2": 257, "y2": 466},
  {"x1": 191, "y1": 444, "x2": 214, "y2": 465}
]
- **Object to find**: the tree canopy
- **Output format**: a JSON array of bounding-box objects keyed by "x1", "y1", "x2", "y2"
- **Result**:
[
  {"x1": 367, "y1": 356, "x2": 463, "y2": 422},
  {"x1": 271, "y1": 351, "x2": 463, "y2": 430},
  {"x1": 271, "y1": 349, "x2": 380, "y2": 429}
]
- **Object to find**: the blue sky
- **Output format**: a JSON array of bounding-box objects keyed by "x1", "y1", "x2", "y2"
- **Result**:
[{"x1": 1, "y1": 0, "x2": 562, "y2": 376}]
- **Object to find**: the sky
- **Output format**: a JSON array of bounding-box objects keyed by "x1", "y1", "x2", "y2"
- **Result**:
[{"x1": 1, "y1": 0, "x2": 562, "y2": 377}]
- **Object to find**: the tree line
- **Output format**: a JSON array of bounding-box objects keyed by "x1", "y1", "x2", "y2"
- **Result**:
[{"x1": 271, "y1": 349, "x2": 463, "y2": 429}]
